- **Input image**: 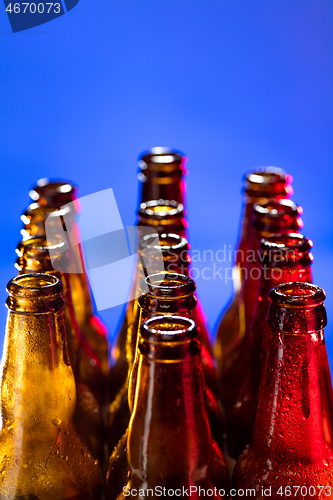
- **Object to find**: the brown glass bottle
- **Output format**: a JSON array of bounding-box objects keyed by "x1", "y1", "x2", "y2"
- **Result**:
[
  {"x1": 105, "y1": 316, "x2": 229, "y2": 500},
  {"x1": 215, "y1": 168, "x2": 293, "y2": 388},
  {"x1": 218, "y1": 199, "x2": 303, "y2": 411},
  {"x1": 15, "y1": 236, "x2": 105, "y2": 460},
  {"x1": 26, "y1": 179, "x2": 109, "y2": 376},
  {"x1": 233, "y1": 282, "x2": 333, "y2": 499},
  {"x1": 227, "y1": 234, "x2": 313, "y2": 459},
  {"x1": 0, "y1": 273, "x2": 102, "y2": 499},
  {"x1": 108, "y1": 268, "x2": 219, "y2": 454},
  {"x1": 137, "y1": 147, "x2": 188, "y2": 206}
]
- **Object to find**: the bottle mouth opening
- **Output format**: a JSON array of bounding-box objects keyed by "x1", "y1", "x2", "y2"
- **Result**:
[
  {"x1": 139, "y1": 233, "x2": 189, "y2": 253},
  {"x1": 140, "y1": 272, "x2": 196, "y2": 298},
  {"x1": 29, "y1": 178, "x2": 76, "y2": 203},
  {"x1": 139, "y1": 200, "x2": 184, "y2": 219},
  {"x1": 244, "y1": 168, "x2": 293, "y2": 198},
  {"x1": 141, "y1": 315, "x2": 197, "y2": 342},
  {"x1": 7, "y1": 273, "x2": 63, "y2": 296},
  {"x1": 139, "y1": 147, "x2": 185, "y2": 166},
  {"x1": 269, "y1": 282, "x2": 326, "y2": 307}
]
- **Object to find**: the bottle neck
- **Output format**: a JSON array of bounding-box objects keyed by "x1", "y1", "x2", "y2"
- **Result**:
[
  {"x1": 128, "y1": 343, "x2": 211, "y2": 489},
  {"x1": 250, "y1": 265, "x2": 313, "y2": 368},
  {"x1": 252, "y1": 328, "x2": 333, "y2": 465},
  {"x1": 1, "y1": 309, "x2": 76, "y2": 438}
]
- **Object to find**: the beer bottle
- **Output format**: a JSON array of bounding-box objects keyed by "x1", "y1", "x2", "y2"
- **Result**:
[
  {"x1": 233, "y1": 282, "x2": 333, "y2": 499},
  {"x1": 227, "y1": 233, "x2": 313, "y2": 459},
  {"x1": 15, "y1": 236, "x2": 105, "y2": 460},
  {"x1": 218, "y1": 199, "x2": 303, "y2": 411},
  {"x1": 0, "y1": 273, "x2": 102, "y2": 499},
  {"x1": 108, "y1": 264, "x2": 218, "y2": 452},
  {"x1": 215, "y1": 168, "x2": 292, "y2": 386},
  {"x1": 138, "y1": 147, "x2": 188, "y2": 206},
  {"x1": 105, "y1": 316, "x2": 229, "y2": 500},
  {"x1": 27, "y1": 178, "x2": 109, "y2": 376}
]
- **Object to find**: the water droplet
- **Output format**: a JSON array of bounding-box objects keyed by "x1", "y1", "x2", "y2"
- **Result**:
[
  {"x1": 52, "y1": 418, "x2": 61, "y2": 426},
  {"x1": 90, "y1": 359, "x2": 97, "y2": 367},
  {"x1": 323, "y1": 458, "x2": 329, "y2": 466},
  {"x1": 94, "y1": 459, "x2": 98, "y2": 465}
]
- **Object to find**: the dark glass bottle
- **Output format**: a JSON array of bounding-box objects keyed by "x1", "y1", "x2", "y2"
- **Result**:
[
  {"x1": 0, "y1": 273, "x2": 102, "y2": 499},
  {"x1": 105, "y1": 316, "x2": 229, "y2": 500},
  {"x1": 138, "y1": 147, "x2": 188, "y2": 206},
  {"x1": 215, "y1": 168, "x2": 293, "y2": 386},
  {"x1": 227, "y1": 233, "x2": 313, "y2": 459},
  {"x1": 26, "y1": 179, "x2": 109, "y2": 376},
  {"x1": 218, "y1": 199, "x2": 303, "y2": 411},
  {"x1": 15, "y1": 236, "x2": 105, "y2": 461},
  {"x1": 233, "y1": 282, "x2": 333, "y2": 499}
]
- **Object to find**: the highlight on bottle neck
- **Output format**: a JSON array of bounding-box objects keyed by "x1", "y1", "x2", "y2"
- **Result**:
[
  {"x1": 21, "y1": 203, "x2": 74, "y2": 240},
  {"x1": 267, "y1": 282, "x2": 327, "y2": 334},
  {"x1": 138, "y1": 200, "x2": 186, "y2": 231},
  {"x1": 15, "y1": 236, "x2": 68, "y2": 274},
  {"x1": 243, "y1": 167, "x2": 293, "y2": 201},
  {"x1": 139, "y1": 272, "x2": 197, "y2": 316},
  {"x1": 259, "y1": 233, "x2": 313, "y2": 269},
  {"x1": 138, "y1": 232, "x2": 190, "y2": 274},
  {"x1": 252, "y1": 199, "x2": 303, "y2": 235},
  {"x1": 139, "y1": 315, "x2": 200, "y2": 360},
  {"x1": 6, "y1": 274, "x2": 64, "y2": 314},
  {"x1": 29, "y1": 178, "x2": 77, "y2": 208}
]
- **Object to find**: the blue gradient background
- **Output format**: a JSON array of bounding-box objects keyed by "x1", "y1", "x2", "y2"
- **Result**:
[{"x1": 0, "y1": 1, "x2": 332, "y2": 364}]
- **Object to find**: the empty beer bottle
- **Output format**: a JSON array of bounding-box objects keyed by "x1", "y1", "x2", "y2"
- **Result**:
[
  {"x1": 138, "y1": 147, "x2": 188, "y2": 206},
  {"x1": 215, "y1": 168, "x2": 293, "y2": 389},
  {"x1": 218, "y1": 199, "x2": 303, "y2": 411},
  {"x1": 233, "y1": 282, "x2": 333, "y2": 499},
  {"x1": 105, "y1": 316, "x2": 229, "y2": 500},
  {"x1": 26, "y1": 178, "x2": 109, "y2": 376},
  {"x1": 15, "y1": 236, "x2": 105, "y2": 460},
  {"x1": 227, "y1": 234, "x2": 313, "y2": 459},
  {"x1": 0, "y1": 273, "x2": 102, "y2": 499}
]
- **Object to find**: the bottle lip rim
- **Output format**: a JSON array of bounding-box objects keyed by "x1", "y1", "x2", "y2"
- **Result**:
[
  {"x1": 141, "y1": 315, "x2": 197, "y2": 341},
  {"x1": 138, "y1": 147, "x2": 186, "y2": 165},
  {"x1": 253, "y1": 199, "x2": 301, "y2": 217},
  {"x1": 140, "y1": 272, "x2": 196, "y2": 298},
  {"x1": 260, "y1": 233, "x2": 313, "y2": 253},
  {"x1": 6, "y1": 273, "x2": 63, "y2": 297},
  {"x1": 138, "y1": 232, "x2": 189, "y2": 253},
  {"x1": 269, "y1": 282, "x2": 326, "y2": 307},
  {"x1": 29, "y1": 178, "x2": 77, "y2": 203}
]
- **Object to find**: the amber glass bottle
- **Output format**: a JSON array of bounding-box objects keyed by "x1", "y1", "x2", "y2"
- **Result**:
[
  {"x1": 15, "y1": 236, "x2": 105, "y2": 460},
  {"x1": 26, "y1": 179, "x2": 109, "y2": 376},
  {"x1": 108, "y1": 269, "x2": 219, "y2": 454},
  {"x1": 215, "y1": 169, "x2": 292, "y2": 384},
  {"x1": 0, "y1": 273, "x2": 102, "y2": 499},
  {"x1": 106, "y1": 316, "x2": 229, "y2": 500},
  {"x1": 227, "y1": 234, "x2": 313, "y2": 459},
  {"x1": 233, "y1": 282, "x2": 333, "y2": 499},
  {"x1": 138, "y1": 147, "x2": 188, "y2": 205},
  {"x1": 218, "y1": 199, "x2": 303, "y2": 411}
]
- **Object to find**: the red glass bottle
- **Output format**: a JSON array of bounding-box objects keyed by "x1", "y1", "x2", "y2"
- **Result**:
[
  {"x1": 105, "y1": 316, "x2": 229, "y2": 500},
  {"x1": 233, "y1": 282, "x2": 333, "y2": 499},
  {"x1": 227, "y1": 234, "x2": 313, "y2": 459},
  {"x1": 218, "y1": 199, "x2": 303, "y2": 411},
  {"x1": 215, "y1": 168, "x2": 293, "y2": 379}
]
